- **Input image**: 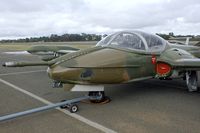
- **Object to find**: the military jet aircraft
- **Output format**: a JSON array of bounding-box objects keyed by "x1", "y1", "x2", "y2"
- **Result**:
[
  {"x1": 27, "y1": 45, "x2": 79, "y2": 61},
  {"x1": 3, "y1": 31, "x2": 200, "y2": 102}
]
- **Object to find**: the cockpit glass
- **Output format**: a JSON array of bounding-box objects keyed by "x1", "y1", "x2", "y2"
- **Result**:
[
  {"x1": 140, "y1": 32, "x2": 166, "y2": 52},
  {"x1": 96, "y1": 31, "x2": 166, "y2": 52},
  {"x1": 110, "y1": 33, "x2": 145, "y2": 50}
]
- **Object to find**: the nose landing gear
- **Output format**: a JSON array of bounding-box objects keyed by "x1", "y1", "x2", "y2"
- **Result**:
[
  {"x1": 52, "y1": 81, "x2": 63, "y2": 88},
  {"x1": 88, "y1": 91, "x2": 111, "y2": 103}
]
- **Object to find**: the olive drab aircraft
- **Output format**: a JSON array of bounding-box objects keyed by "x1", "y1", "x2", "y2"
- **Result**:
[
  {"x1": 3, "y1": 31, "x2": 200, "y2": 102},
  {"x1": 27, "y1": 45, "x2": 79, "y2": 61}
]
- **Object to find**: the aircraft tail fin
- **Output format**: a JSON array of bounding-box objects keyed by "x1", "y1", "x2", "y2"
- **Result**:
[{"x1": 185, "y1": 37, "x2": 190, "y2": 45}]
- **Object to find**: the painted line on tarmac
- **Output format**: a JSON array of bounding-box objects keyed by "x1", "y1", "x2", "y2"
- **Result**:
[
  {"x1": 0, "y1": 70, "x2": 46, "y2": 76},
  {"x1": 0, "y1": 78, "x2": 117, "y2": 133}
]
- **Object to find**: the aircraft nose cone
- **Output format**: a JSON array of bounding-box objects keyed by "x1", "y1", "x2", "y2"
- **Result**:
[
  {"x1": 47, "y1": 67, "x2": 53, "y2": 77},
  {"x1": 47, "y1": 66, "x2": 64, "y2": 80},
  {"x1": 47, "y1": 65, "x2": 81, "y2": 82}
]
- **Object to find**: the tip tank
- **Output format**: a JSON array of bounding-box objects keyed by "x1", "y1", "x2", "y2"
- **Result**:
[{"x1": 2, "y1": 61, "x2": 52, "y2": 67}]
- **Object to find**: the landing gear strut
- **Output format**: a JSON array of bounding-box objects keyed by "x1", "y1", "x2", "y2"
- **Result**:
[
  {"x1": 52, "y1": 80, "x2": 63, "y2": 88},
  {"x1": 186, "y1": 71, "x2": 198, "y2": 92},
  {"x1": 88, "y1": 91, "x2": 110, "y2": 103}
]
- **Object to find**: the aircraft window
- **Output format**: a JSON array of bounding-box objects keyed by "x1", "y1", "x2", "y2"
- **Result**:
[
  {"x1": 141, "y1": 33, "x2": 166, "y2": 52},
  {"x1": 110, "y1": 33, "x2": 145, "y2": 50}
]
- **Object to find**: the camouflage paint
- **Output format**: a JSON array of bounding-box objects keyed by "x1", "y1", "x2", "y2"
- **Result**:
[{"x1": 47, "y1": 46, "x2": 155, "y2": 84}]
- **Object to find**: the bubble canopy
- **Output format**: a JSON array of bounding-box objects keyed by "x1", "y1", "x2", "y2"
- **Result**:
[{"x1": 96, "y1": 31, "x2": 167, "y2": 52}]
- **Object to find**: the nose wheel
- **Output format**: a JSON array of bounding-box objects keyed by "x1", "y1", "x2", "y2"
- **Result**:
[{"x1": 88, "y1": 91, "x2": 110, "y2": 103}]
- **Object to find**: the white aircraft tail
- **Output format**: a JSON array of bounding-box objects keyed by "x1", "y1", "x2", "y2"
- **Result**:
[{"x1": 185, "y1": 37, "x2": 190, "y2": 45}]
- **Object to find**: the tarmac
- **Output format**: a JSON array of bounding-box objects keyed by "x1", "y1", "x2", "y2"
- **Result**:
[{"x1": 0, "y1": 50, "x2": 200, "y2": 133}]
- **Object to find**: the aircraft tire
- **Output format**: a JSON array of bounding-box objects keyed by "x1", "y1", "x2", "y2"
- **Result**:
[{"x1": 186, "y1": 71, "x2": 198, "y2": 92}]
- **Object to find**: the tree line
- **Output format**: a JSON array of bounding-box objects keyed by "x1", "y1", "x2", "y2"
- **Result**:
[
  {"x1": 1, "y1": 32, "x2": 200, "y2": 43},
  {"x1": 0, "y1": 33, "x2": 104, "y2": 43}
]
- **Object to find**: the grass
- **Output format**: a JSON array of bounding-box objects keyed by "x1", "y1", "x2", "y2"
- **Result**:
[
  {"x1": 0, "y1": 44, "x2": 31, "y2": 51},
  {"x1": 0, "y1": 41, "x2": 97, "y2": 51}
]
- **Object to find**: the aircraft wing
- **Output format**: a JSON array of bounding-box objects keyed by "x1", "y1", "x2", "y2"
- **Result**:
[
  {"x1": 155, "y1": 48, "x2": 200, "y2": 77},
  {"x1": 158, "y1": 48, "x2": 200, "y2": 69},
  {"x1": 161, "y1": 58, "x2": 200, "y2": 70}
]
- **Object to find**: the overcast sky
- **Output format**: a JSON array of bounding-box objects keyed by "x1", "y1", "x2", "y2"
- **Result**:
[{"x1": 0, "y1": 0, "x2": 200, "y2": 39}]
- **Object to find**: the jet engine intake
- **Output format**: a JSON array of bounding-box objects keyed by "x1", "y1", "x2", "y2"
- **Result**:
[{"x1": 156, "y1": 62, "x2": 172, "y2": 78}]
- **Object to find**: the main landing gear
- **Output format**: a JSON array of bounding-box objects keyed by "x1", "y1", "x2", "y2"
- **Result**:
[{"x1": 186, "y1": 71, "x2": 198, "y2": 92}]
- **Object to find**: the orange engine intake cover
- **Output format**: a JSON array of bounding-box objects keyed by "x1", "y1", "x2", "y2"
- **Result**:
[{"x1": 156, "y1": 62, "x2": 171, "y2": 75}]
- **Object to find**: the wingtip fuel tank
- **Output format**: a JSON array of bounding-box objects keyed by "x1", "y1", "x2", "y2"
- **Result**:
[{"x1": 2, "y1": 61, "x2": 51, "y2": 67}]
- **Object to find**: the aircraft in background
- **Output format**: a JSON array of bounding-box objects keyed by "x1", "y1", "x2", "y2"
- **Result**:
[
  {"x1": 27, "y1": 45, "x2": 79, "y2": 61},
  {"x1": 168, "y1": 36, "x2": 193, "y2": 45},
  {"x1": 3, "y1": 45, "x2": 79, "y2": 61},
  {"x1": 3, "y1": 31, "x2": 200, "y2": 102}
]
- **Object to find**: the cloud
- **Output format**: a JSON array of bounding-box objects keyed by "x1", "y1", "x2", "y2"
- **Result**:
[{"x1": 0, "y1": 0, "x2": 200, "y2": 39}]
